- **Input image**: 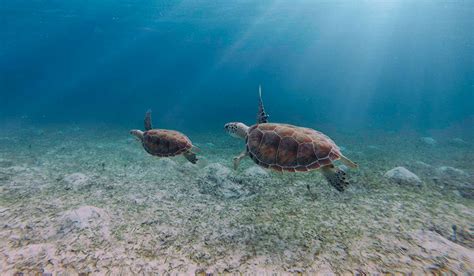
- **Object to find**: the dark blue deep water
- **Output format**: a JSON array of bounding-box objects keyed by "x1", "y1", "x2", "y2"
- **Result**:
[{"x1": 1, "y1": 1, "x2": 473, "y2": 133}]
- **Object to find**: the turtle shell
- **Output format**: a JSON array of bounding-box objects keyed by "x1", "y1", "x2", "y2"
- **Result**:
[
  {"x1": 142, "y1": 129, "x2": 193, "y2": 157},
  {"x1": 246, "y1": 123, "x2": 341, "y2": 172}
]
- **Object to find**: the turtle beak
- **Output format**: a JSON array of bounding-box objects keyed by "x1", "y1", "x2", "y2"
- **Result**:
[
  {"x1": 224, "y1": 123, "x2": 240, "y2": 139},
  {"x1": 224, "y1": 123, "x2": 234, "y2": 135},
  {"x1": 224, "y1": 123, "x2": 231, "y2": 133}
]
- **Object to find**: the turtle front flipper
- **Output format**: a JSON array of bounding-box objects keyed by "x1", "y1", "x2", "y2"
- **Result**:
[
  {"x1": 184, "y1": 151, "x2": 198, "y2": 164},
  {"x1": 340, "y1": 154, "x2": 358, "y2": 168},
  {"x1": 256, "y1": 85, "x2": 269, "y2": 124},
  {"x1": 233, "y1": 150, "x2": 248, "y2": 170},
  {"x1": 321, "y1": 165, "x2": 349, "y2": 192},
  {"x1": 144, "y1": 109, "x2": 153, "y2": 131}
]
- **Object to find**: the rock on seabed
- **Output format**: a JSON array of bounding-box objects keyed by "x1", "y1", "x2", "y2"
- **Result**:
[
  {"x1": 63, "y1": 173, "x2": 89, "y2": 190},
  {"x1": 0, "y1": 159, "x2": 14, "y2": 168},
  {"x1": 420, "y1": 137, "x2": 437, "y2": 146},
  {"x1": 436, "y1": 166, "x2": 469, "y2": 179},
  {"x1": 450, "y1": 138, "x2": 468, "y2": 146},
  {"x1": 197, "y1": 163, "x2": 249, "y2": 199},
  {"x1": 155, "y1": 158, "x2": 178, "y2": 170},
  {"x1": 384, "y1": 167, "x2": 422, "y2": 187},
  {"x1": 58, "y1": 205, "x2": 111, "y2": 239},
  {"x1": 242, "y1": 166, "x2": 270, "y2": 179},
  {"x1": 410, "y1": 230, "x2": 474, "y2": 271}
]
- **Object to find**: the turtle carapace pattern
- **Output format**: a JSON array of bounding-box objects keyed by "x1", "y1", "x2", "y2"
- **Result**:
[
  {"x1": 224, "y1": 86, "x2": 358, "y2": 192},
  {"x1": 130, "y1": 110, "x2": 199, "y2": 164}
]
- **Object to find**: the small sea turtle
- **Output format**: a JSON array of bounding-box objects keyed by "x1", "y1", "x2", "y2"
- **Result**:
[
  {"x1": 130, "y1": 110, "x2": 198, "y2": 164},
  {"x1": 224, "y1": 86, "x2": 357, "y2": 192}
]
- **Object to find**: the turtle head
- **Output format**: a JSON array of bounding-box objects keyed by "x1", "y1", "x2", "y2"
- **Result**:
[
  {"x1": 224, "y1": 122, "x2": 249, "y2": 140},
  {"x1": 130, "y1": 129, "x2": 144, "y2": 142}
]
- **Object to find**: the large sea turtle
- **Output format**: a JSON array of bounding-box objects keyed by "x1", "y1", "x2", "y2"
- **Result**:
[
  {"x1": 224, "y1": 86, "x2": 357, "y2": 192},
  {"x1": 130, "y1": 110, "x2": 198, "y2": 164}
]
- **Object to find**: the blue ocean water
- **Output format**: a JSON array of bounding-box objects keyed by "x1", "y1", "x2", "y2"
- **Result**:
[
  {"x1": 1, "y1": 1, "x2": 473, "y2": 133},
  {"x1": 2, "y1": 2, "x2": 474, "y2": 274}
]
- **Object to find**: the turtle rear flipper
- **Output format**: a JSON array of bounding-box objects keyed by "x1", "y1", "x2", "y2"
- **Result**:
[{"x1": 321, "y1": 165, "x2": 349, "y2": 192}]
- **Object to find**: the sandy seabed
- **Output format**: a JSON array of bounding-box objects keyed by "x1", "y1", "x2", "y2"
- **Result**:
[{"x1": 0, "y1": 124, "x2": 473, "y2": 275}]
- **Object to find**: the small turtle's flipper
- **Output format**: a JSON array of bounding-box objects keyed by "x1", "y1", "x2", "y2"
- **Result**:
[
  {"x1": 233, "y1": 150, "x2": 248, "y2": 170},
  {"x1": 144, "y1": 109, "x2": 153, "y2": 131},
  {"x1": 257, "y1": 85, "x2": 269, "y2": 124},
  {"x1": 321, "y1": 165, "x2": 349, "y2": 192},
  {"x1": 340, "y1": 155, "x2": 358, "y2": 168},
  {"x1": 184, "y1": 151, "x2": 198, "y2": 164}
]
